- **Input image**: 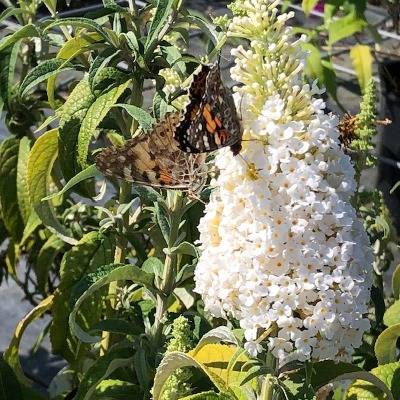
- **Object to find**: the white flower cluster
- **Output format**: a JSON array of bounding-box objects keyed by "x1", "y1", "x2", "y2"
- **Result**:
[{"x1": 194, "y1": 0, "x2": 374, "y2": 364}]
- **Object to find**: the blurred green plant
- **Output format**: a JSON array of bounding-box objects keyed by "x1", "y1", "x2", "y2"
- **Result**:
[{"x1": 284, "y1": 0, "x2": 380, "y2": 109}]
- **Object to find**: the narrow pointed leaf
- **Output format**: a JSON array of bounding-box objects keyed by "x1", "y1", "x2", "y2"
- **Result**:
[
  {"x1": 44, "y1": 18, "x2": 111, "y2": 43},
  {"x1": 116, "y1": 104, "x2": 155, "y2": 130},
  {"x1": 0, "y1": 25, "x2": 39, "y2": 52},
  {"x1": 27, "y1": 128, "x2": 77, "y2": 245},
  {"x1": 42, "y1": 164, "x2": 100, "y2": 201},
  {"x1": 17, "y1": 137, "x2": 32, "y2": 224},
  {"x1": 145, "y1": 0, "x2": 175, "y2": 51},
  {"x1": 0, "y1": 8, "x2": 24, "y2": 24},
  {"x1": 35, "y1": 234, "x2": 65, "y2": 295},
  {"x1": 350, "y1": 44, "x2": 372, "y2": 94},
  {"x1": 0, "y1": 40, "x2": 20, "y2": 109},
  {"x1": 50, "y1": 232, "x2": 115, "y2": 361},
  {"x1": 77, "y1": 79, "x2": 130, "y2": 169},
  {"x1": 0, "y1": 356, "x2": 24, "y2": 400},
  {"x1": 3, "y1": 295, "x2": 54, "y2": 387},
  {"x1": 69, "y1": 263, "x2": 154, "y2": 343},
  {"x1": 19, "y1": 59, "x2": 76, "y2": 97},
  {"x1": 302, "y1": 0, "x2": 319, "y2": 15},
  {"x1": 74, "y1": 347, "x2": 135, "y2": 400},
  {"x1": 58, "y1": 76, "x2": 95, "y2": 182},
  {"x1": 328, "y1": 12, "x2": 368, "y2": 45},
  {"x1": 0, "y1": 136, "x2": 25, "y2": 241}
]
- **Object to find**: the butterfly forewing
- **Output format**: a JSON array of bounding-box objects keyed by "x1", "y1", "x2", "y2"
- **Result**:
[
  {"x1": 96, "y1": 112, "x2": 207, "y2": 191},
  {"x1": 174, "y1": 63, "x2": 242, "y2": 155}
]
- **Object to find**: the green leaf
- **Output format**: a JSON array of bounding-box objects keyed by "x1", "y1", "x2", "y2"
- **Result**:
[
  {"x1": 302, "y1": 0, "x2": 319, "y2": 15},
  {"x1": 35, "y1": 234, "x2": 65, "y2": 295},
  {"x1": 44, "y1": 17, "x2": 111, "y2": 43},
  {"x1": 17, "y1": 137, "x2": 32, "y2": 224},
  {"x1": 0, "y1": 136, "x2": 25, "y2": 242},
  {"x1": 0, "y1": 41, "x2": 20, "y2": 109},
  {"x1": 328, "y1": 12, "x2": 368, "y2": 45},
  {"x1": 90, "y1": 319, "x2": 143, "y2": 336},
  {"x1": 77, "y1": 79, "x2": 130, "y2": 169},
  {"x1": 69, "y1": 263, "x2": 154, "y2": 343},
  {"x1": 346, "y1": 362, "x2": 397, "y2": 400},
  {"x1": 392, "y1": 264, "x2": 400, "y2": 299},
  {"x1": 3, "y1": 296, "x2": 54, "y2": 387},
  {"x1": 311, "y1": 360, "x2": 364, "y2": 389},
  {"x1": 0, "y1": 24, "x2": 40, "y2": 52},
  {"x1": 88, "y1": 48, "x2": 121, "y2": 91},
  {"x1": 20, "y1": 211, "x2": 41, "y2": 246},
  {"x1": 302, "y1": 43, "x2": 344, "y2": 109},
  {"x1": 152, "y1": 91, "x2": 170, "y2": 120},
  {"x1": 27, "y1": 128, "x2": 77, "y2": 245},
  {"x1": 350, "y1": 45, "x2": 372, "y2": 94},
  {"x1": 90, "y1": 379, "x2": 139, "y2": 400},
  {"x1": 42, "y1": 164, "x2": 100, "y2": 201},
  {"x1": 74, "y1": 347, "x2": 135, "y2": 400},
  {"x1": 194, "y1": 327, "x2": 238, "y2": 355},
  {"x1": 56, "y1": 32, "x2": 102, "y2": 60},
  {"x1": 155, "y1": 200, "x2": 171, "y2": 245},
  {"x1": 141, "y1": 257, "x2": 164, "y2": 276},
  {"x1": 182, "y1": 15, "x2": 219, "y2": 48},
  {"x1": 384, "y1": 300, "x2": 400, "y2": 327},
  {"x1": 0, "y1": 8, "x2": 24, "y2": 24},
  {"x1": 145, "y1": 0, "x2": 176, "y2": 51},
  {"x1": 0, "y1": 356, "x2": 24, "y2": 400},
  {"x1": 115, "y1": 104, "x2": 155, "y2": 130},
  {"x1": 19, "y1": 59, "x2": 76, "y2": 98},
  {"x1": 375, "y1": 324, "x2": 400, "y2": 365},
  {"x1": 153, "y1": 344, "x2": 254, "y2": 400},
  {"x1": 50, "y1": 232, "x2": 115, "y2": 362},
  {"x1": 58, "y1": 76, "x2": 96, "y2": 183},
  {"x1": 169, "y1": 241, "x2": 198, "y2": 257}
]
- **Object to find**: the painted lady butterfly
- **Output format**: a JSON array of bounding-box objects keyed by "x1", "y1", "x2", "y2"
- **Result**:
[
  {"x1": 95, "y1": 111, "x2": 207, "y2": 192},
  {"x1": 174, "y1": 63, "x2": 242, "y2": 156},
  {"x1": 96, "y1": 63, "x2": 241, "y2": 190}
]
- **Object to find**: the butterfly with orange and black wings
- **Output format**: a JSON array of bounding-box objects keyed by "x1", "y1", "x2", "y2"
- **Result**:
[
  {"x1": 95, "y1": 111, "x2": 207, "y2": 193},
  {"x1": 174, "y1": 63, "x2": 242, "y2": 156}
]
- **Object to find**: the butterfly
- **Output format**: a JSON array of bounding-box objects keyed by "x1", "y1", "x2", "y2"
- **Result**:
[
  {"x1": 174, "y1": 63, "x2": 242, "y2": 156},
  {"x1": 95, "y1": 111, "x2": 207, "y2": 193}
]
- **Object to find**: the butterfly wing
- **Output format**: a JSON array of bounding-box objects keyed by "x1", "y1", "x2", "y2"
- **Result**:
[
  {"x1": 96, "y1": 112, "x2": 206, "y2": 191},
  {"x1": 174, "y1": 63, "x2": 242, "y2": 155}
]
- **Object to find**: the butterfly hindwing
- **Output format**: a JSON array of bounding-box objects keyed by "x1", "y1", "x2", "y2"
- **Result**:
[{"x1": 96, "y1": 112, "x2": 206, "y2": 191}]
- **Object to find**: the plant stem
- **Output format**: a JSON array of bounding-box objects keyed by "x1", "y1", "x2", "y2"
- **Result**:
[
  {"x1": 152, "y1": 191, "x2": 184, "y2": 347},
  {"x1": 101, "y1": 181, "x2": 131, "y2": 355}
]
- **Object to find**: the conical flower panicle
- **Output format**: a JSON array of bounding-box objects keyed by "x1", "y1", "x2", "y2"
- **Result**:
[{"x1": 194, "y1": 0, "x2": 374, "y2": 364}]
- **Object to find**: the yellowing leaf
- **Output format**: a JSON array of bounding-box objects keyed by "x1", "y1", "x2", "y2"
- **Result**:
[
  {"x1": 302, "y1": 0, "x2": 319, "y2": 16},
  {"x1": 375, "y1": 324, "x2": 400, "y2": 365},
  {"x1": 27, "y1": 128, "x2": 76, "y2": 244},
  {"x1": 350, "y1": 44, "x2": 372, "y2": 94},
  {"x1": 58, "y1": 32, "x2": 102, "y2": 60},
  {"x1": 153, "y1": 344, "x2": 257, "y2": 400},
  {"x1": 3, "y1": 295, "x2": 54, "y2": 387},
  {"x1": 328, "y1": 12, "x2": 367, "y2": 45},
  {"x1": 346, "y1": 362, "x2": 398, "y2": 400}
]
